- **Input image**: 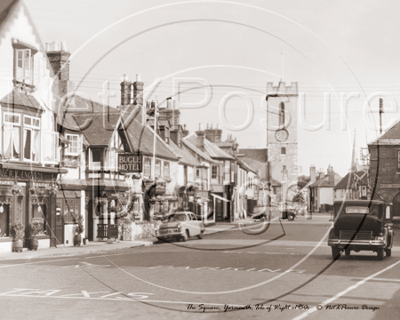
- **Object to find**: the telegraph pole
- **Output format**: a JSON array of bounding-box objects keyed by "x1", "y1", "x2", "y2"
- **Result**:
[{"x1": 379, "y1": 98, "x2": 384, "y2": 134}]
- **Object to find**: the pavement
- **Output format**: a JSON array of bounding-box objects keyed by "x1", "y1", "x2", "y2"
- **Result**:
[
  {"x1": 0, "y1": 214, "x2": 345, "y2": 261},
  {"x1": 0, "y1": 223, "x2": 235, "y2": 261}
]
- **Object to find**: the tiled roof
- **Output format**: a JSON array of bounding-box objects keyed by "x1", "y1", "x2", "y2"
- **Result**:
[
  {"x1": 309, "y1": 173, "x2": 342, "y2": 188},
  {"x1": 168, "y1": 140, "x2": 200, "y2": 167},
  {"x1": 73, "y1": 113, "x2": 120, "y2": 146},
  {"x1": 0, "y1": 0, "x2": 17, "y2": 28},
  {"x1": 0, "y1": 89, "x2": 44, "y2": 113},
  {"x1": 368, "y1": 119, "x2": 400, "y2": 145},
  {"x1": 182, "y1": 139, "x2": 218, "y2": 164},
  {"x1": 122, "y1": 113, "x2": 178, "y2": 161},
  {"x1": 185, "y1": 133, "x2": 234, "y2": 160},
  {"x1": 236, "y1": 156, "x2": 257, "y2": 174},
  {"x1": 334, "y1": 170, "x2": 368, "y2": 190}
]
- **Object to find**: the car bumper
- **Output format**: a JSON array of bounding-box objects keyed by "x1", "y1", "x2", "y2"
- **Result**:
[{"x1": 328, "y1": 239, "x2": 385, "y2": 249}]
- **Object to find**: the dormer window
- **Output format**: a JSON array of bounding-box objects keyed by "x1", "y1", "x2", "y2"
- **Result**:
[
  {"x1": 12, "y1": 39, "x2": 38, "y2": 87},
  {"x1": 65, "y1": 134, "x2": 80, "y2": 155}
]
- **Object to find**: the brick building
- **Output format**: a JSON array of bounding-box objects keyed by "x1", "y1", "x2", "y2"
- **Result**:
[{"x1": 368, "y1": 121, "x2": 400, "y2": 222}]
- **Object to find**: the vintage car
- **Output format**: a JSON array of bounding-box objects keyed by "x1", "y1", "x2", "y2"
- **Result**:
[
  {"x1": 328, "y1": 200, "x2": 394, "y2": 260},
  {"x1": 157, "y1": 211, "x2": 205, "y2": 242}
]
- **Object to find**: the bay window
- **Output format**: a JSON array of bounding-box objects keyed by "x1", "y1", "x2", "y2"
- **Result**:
[
  {"x1": 89, "y1": 149, "x2": 102, "y2": 170},
  {"x1": 3, "y1": 113, "x2": 21, "y2": 160},
  {"x1": 23, "y1": 116, "x2": 40, "y2": 161}
]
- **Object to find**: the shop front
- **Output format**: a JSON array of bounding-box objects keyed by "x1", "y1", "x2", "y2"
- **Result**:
[{"x1": 0, "y1": 164, "x2": 64, "y2": 253}]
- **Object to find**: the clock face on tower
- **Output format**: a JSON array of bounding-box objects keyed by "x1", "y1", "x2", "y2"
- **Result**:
[{"x1": 275, "y1": 129, "x2": 289, "y2": 142}]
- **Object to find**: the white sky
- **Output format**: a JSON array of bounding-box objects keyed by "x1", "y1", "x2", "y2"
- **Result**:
[{"x1": 24, "y1": 0, "x2": 400, "y2": 177}]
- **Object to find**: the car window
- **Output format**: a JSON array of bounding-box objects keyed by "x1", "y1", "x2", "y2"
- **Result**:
[
  {"x1": 170, "y1": 214, "x2": 186, "y2": 221},
  {"x1": 191, "y1": 214, "x2": 196, "y2": 221}
]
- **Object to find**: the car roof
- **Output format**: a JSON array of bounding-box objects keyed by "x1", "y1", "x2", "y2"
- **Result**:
[{"x1": 174, "y1": 212, "x2": 193, "y2": 215}]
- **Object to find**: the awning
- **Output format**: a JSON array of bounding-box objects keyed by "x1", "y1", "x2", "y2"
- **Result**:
[{"x1": 211, "y1": 193, "x2": 230, "y2": 202}]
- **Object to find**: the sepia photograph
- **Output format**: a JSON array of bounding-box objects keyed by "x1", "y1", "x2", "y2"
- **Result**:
[{"x1": 0, "y1": 0, "x2": 399, "y2": 319}]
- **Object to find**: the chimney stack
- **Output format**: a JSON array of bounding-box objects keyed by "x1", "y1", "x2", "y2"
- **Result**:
[
  {"x1": 204, "y1": 123, "x2": 222, "y2": 143},
  {"x1": 46, "y1": 41, "x2": 72, "y2": 97},
  {"x1": 195, "y1": 123, "x2": 205, "y2": 151},
  {"x1": 328, "y1": 165, "x2": 335, "y2": 185},
  {"x1": 120, "y1": 74, "x2": 132, "y2": 106},
  {"x1": 310, "y1": 165, "x2": 316, "y2": 182},
  {"x1": 183, "y1": 124, "x2": 189, "y2": 137},
  {"x1": 133, "y1": 74, "x2": 143, "y2": 105}
]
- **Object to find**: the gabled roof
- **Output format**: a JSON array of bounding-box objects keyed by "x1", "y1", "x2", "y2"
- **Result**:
[
  {"x1": 368, "y1": 119, "x2": 400, "y2": 145},
  {"x1": 334, "y1": 170, "x2": 368, "y2": 190},
  {"x1": 0, "y1": 0, "x2": 18, "y2": 29},
  {"x1": 182, "y1": 139, "x2": 219, "y2": 164},
  {"x1": 236, "y1": 156, "x2": 257, "y2": 174},
  {"x1": 309, "y1": 173, "x2": 342, "y2": 188},
  {"x1": 73, "y1": 113, "x2": 120, "y2": 146},
  {"x1": 120, "y1": 107, "x2": 178, "y2": 161},
  {"x1": 185, "y1": 133, "x2": 234, "y2": 160},
  {"x1": 0, "y1": 88, "x2": 44, "y2": 112},
  {"x1": 167, "y1": 139, "x2": 200, "y2": 167}
]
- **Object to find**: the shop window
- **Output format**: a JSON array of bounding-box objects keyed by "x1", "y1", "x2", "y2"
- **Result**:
[
  {"x1": 144, "y1": 158, "x2": 151, "y2": 178},
  {"x1": 155, "y1": 160, "x2": 161, "y2": 178},
  {"x1": 66, "y1": 134, "x2": 80, "y2": 155},
  {"x1": 32, "y1": 204, "x2": 47, "y2": 235},
  {"x1": 164, "y1": 161, "x2": 170, "y2": 178},
  {"x1": 398, "y1": 150, "x2": 400, "y2": 169},
  {"x1": 63, "y1": 199, "x2": 79, "y2": 223},
  {"x1": 0, "y1": 204, "x2": 10, "y2": 237}
]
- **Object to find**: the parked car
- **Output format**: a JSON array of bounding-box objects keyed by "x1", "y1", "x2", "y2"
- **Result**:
[
  {"x1": 157, "y1": 211, "x2": 205, "y2": 242},
  {"x1": 328, "y1": 200, "x2": 394, "y2": 260}
]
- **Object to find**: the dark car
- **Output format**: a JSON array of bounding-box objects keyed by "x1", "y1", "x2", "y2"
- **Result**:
[{"x1": 328, "y1": 200, "x2": 394, "y2": 260}]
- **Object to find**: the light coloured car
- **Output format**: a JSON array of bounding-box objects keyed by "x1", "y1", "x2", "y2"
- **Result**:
[{"x1": 157, "y1": 211, "x2": 205, "y2": 242}]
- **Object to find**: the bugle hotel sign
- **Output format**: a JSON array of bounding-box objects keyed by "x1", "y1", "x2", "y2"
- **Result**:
[{"x1": 118, "y1": 153, "x2": 142, "y2": 173}]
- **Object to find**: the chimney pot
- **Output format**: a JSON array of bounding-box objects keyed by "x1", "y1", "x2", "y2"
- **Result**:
[
  {"x1": 199, "y1": 123, "x2": 202, "y2": 130},
  {"x1": 61, "y1": 41, "x2": 67, "y2": 51},
  {"x1": 136, "y1": 74, "x2": 141, "y2": 82}
]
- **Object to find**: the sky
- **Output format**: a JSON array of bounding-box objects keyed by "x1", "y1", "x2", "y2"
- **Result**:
[{"x1": 24, "y1": 0, "x2": 400, "y2": 177}]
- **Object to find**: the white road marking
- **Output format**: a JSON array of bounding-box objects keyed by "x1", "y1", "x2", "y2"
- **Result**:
[
  {"x1": 100, "y1": 292, "x2": 124, "y2": 298},
  {"x1": 59, "y1": 291, "x2": 109, "y2": 297},
  {"x1": 0, "y1": 257, "x2": 79, "y2": 268},
  {"x1": 62, "y1": 262, "x2": 110, "y2": 269},
  {"x1": 294, "y1": 259, "x2": 400, "y2": 320}
]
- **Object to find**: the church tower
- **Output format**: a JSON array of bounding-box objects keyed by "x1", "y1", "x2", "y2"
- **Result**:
[{"x1": 266, "y1": 82, "x2": 298, "y2": 202}]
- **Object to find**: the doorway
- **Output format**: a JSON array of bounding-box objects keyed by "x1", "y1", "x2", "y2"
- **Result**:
[
  {"x1": 214, "y1": 193, "x2": 224, "y2": 222},
  {"x1": 393, "y1": 193, "x2": 400, "y2": 219}
]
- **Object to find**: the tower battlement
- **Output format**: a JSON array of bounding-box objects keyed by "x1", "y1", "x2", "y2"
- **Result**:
[{"x1": 267, "y1": 82, "x2": 298, "y2": 95}]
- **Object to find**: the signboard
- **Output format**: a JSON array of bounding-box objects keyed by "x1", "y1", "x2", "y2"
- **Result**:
[{"x1": 118, "y1": 153, "x2": 142, "y2": 173}]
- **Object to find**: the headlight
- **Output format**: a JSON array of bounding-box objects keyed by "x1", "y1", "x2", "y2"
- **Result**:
[{"x1": 177, "y1": 224, "x2": 182, "y2": 230}]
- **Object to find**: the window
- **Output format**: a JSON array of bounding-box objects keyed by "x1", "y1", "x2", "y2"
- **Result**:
[
  {"x1": 196, "y1": 169, "x2": 200, "y2": 177},
  {"x1": 155, "y1": 160, "x2": 161, "y2": 178},
  {"x1": 144, "y1": 158, "x2": 151, "y2": 178},
  {"x1": 212, "y1": 166, "x2": 218, "y2": 180},
  {"x1": 66, "y1": 134, "x2": 79, "y2": 155},
  {"x1": 164, "y1": 161, "x2": 170, "y2": 178},
  {"x1": 3, "y1": 113, "x2": 21, "y2": 160},
  {"x1": 0, "y1": 204, "x2": 10, "y2": 237},
  {"x1": 32, "y1": 204, "x2": 47, "y2": 235},
  {"x1": 15, "y1": 49, "x2": 33, "y2": 85},
  {"x1": 398, "y1": 150, "x2": 400, "y2": 169},
  {"x1": 23, "y1": 116, "x2": 40, "y2": 161},
  {"x1": 281, "y1": 147, "x2": 286, "y2": 155},
  {"x1": 279, "y1": 102, "x2": 285, "y2": 128},
  {"x1": 90, "y1": 149, "x2": 102, "y2": 170}
]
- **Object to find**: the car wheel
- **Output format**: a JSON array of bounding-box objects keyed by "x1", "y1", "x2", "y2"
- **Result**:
[
  {"x1": 182, "y1": 230, "x2": 189, "y2": 242},
  {"x1": 287, "y1": 213, "x2": 295, "y2": 221},
  {"x1": 331, "y1": 246, "x2": 341, "y2": 260},
  {"x1": 377, "y1": 248, "x2": 384, "y2": 260},
  {"x1": 385, "y1": 248, "x2": 392, "y2": 257},
  {"x1": 345, "y1": 248, "x2": 351, "y2": 256},
  {"x1": 197, "y1": 231, "x2": 204, "y2": 239}
]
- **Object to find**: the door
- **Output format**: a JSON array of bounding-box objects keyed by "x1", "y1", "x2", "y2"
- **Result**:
[
  {"x1": 0, "y1": 204, "x2": 10, "y2": 237},
  {"x1": 215, "y1": 194, "x2": 224, "y2": 222},
  {"x1": 55, "y1": 199, "x2": 63, "y2": 244}
]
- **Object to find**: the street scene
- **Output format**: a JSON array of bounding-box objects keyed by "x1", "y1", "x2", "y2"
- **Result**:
[{"x1": 1, "y1": 1, "x2": 400, "y2": 319}]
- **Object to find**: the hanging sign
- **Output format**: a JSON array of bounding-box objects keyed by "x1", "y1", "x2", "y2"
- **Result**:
[{"x1": 118, "y1": 152, "x2": 142, "y2": 173}]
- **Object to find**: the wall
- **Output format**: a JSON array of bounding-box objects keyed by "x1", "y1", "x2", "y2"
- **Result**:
[{"x1": 319, "y1": 187, "x2": 334, "y2": 205}]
